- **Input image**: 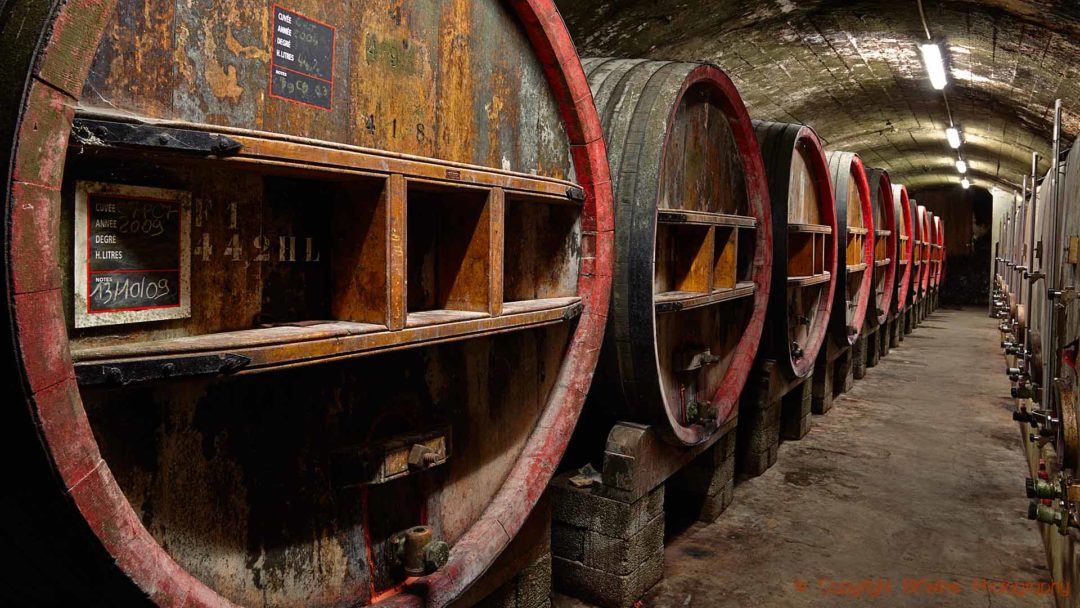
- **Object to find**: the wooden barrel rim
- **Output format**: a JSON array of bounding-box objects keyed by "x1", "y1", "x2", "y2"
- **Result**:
[
  {"x1": 2, "y1": 1, "x2": 614, "y2": 606},
  {"x1": 917, "y1": 205, "x2": 931, "y2": 295},
  {"x1": 582, "y1": 58, "x2": 773, "y2": 446},
  {"x1": 912, "y1": 204, "x2": 924, "y2": 301},
  {"x1": 928, "y1": 213, "x2": 938, "y2": 288},
  {"x1": 755, "y1": 121, "x2": 838, "y2": 378},
  {"x1": 826, "y1": 151, "x2": 875, "y2": 346},
  {"x1": 937, "y1": 217, "x2": 946, "y2": 286},
  {"x1": 933, "y1": 216, "x2": 944, "y2": 286},
  {"x1": 866, "y1": 168, "x2": 897, "y2": 327},
  {"x1": 891, "y1": 184, "x2": 914, "y2": 312}
]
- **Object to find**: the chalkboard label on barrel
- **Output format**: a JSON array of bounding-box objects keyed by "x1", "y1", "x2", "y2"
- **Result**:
[
  {"x1": 269, "y1": 5, "x2": 335, "y2": 110},
  {"x1": 74, "y1": 182, "x2": 192, "y2": 328}
]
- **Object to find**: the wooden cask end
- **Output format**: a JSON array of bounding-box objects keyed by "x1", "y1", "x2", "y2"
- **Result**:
[
  {"x1": 753, "y1": 120, "x2": 838, "y2": 378},
  {"x1": 916, "y1": 205, "x2": 932, "y2": 299},
  {"x1": 890, "y1": 184, "x2": 915, "y2": 318},
  {"x1": 864, "y1": 168, "x2": 898, "y2": 328},
  {"x1": 825, "y1": 151, "x2": 875, "y2": 346},
  {"x1": 0, "y1": 1, "x2": 614, "y2": 606},
  {"x1": 932, "y1": 216, "x2": 944, "y2": 288},
  {"x1": 910, "y1": 203, "x2": 927, "y2": 307},
  {"x1": 580, "y1": 57, "x2": 773, "y2": 446}
]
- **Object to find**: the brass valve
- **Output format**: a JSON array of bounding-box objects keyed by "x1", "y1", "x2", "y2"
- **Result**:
[
  {"x1": 390, "y1": 525, "x2": 450, "y2": 576},
  {"x1": 685, "y1": 401, "x2": 719, "y2": 424}
]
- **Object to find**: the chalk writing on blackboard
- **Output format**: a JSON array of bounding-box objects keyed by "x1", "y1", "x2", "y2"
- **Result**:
[
  {"x1": 75, "y1": 182, "x2": 192, "y2": 328},
  {"x1": 269, "y1": 5, "x2": 335, "y2": 110}
]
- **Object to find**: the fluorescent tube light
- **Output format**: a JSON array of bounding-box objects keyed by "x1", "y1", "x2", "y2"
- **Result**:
[
  {"x1": 946, "y1": 127, "x2": 961, "y2": 148},
  {"x1": 920, "y1": 43, "x2": 948, "y2": 90}
]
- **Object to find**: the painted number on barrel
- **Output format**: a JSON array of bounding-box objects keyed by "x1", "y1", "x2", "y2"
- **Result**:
[
  {"x1": 269, "y1": 5, "x2": 335, "y2": 110},
  {"x1": 74, "y1": 182, "x2": 192, "y2": 328}
]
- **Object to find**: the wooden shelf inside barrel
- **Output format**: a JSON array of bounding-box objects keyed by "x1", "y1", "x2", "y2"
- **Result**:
[
  {"x1": 788, "y1": 223, "x2": 832, "y2": 234},
  {"x1": 654, "y1": 281, "x2": 756, "y2": 313},
  {"x1": 657, "y1": 209, "x2": 757, "y2": 228},
  {"x1": 72, "y1": 297, "x2": 582, "y2": 382},
  {"x1": 847, "y1": 262, "x2": 869, "y2": 273},
  {"x1": 68, "y1": 112, "x2": 587, "y2": 385},
  {"x1": 788, "y1": 272, "x2": 832, "y2": 287},
  {"x1": 875, "y1": 258, "x2": 893, "y2": 267},
  {"x1": 73, "y1": 112, "x2": 583, "y2": 203},
  {"x1": 848, "y1": 226, "x2": 869, "y2": 235}
]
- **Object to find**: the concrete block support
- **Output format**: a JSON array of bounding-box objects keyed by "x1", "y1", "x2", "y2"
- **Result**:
[
  {"x1": 550, "y1": 419, "x2": 737, "y2": 608},
  {"x1": 737, "y1": 360, "x2": 782, "y2": 477},
  {"x1": 475, "y1": 553, "x2": 553, "y2": 608},
  {"x1": 838, "y1": 347, "x2": 855, "y2": 393},
  {"x1": 813, "y1": 344, "x2": 852, "y2": 415},
  {"x1": 668, "y1": 431, "x2": 737, "y2": 522},
  {"x1": 852, "y1": 334, "x2": 868, "y2": 379},
  {"x1": 866, "y1": 328, "x2": 881, "y2": 368},
  {"x1": 779, "y1": 375, "x2": 813, "y2": 441},
  {"x1": 550, "y1": 476, "x2": 664, "y2": 608}
]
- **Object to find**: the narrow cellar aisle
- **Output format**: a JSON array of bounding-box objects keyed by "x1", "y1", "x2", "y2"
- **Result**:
[{"x1": 557, "y1": 308, "x2": 1052, "y2": 607}]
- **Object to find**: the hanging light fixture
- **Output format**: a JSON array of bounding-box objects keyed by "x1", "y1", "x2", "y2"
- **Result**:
[
  {"x1": 961, "y1": 178, "x2": 971, "y2": 189},
  {"x1": 920, "y1": 43, "x2": 949, "y2": 90},
  {"x1": 946, "y1": 127, "x2": 962, "y2": 148},
  {"x1": 956, "y1": 159, "x2": 967, "y2": 174}
]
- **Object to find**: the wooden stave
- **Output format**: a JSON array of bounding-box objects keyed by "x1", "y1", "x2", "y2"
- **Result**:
[
  {"x1": 825, "y1": 151, "x2": 875, "y2": 346},
  {"x1": 0, "y1": 1, "x2": 615, "y2": 606},
  {"x1": 753, "y1": 120, "x2": 838, "y2": 379},
  {"x1": 583, "y1": 57, "x2": 773, "y2": 446}
]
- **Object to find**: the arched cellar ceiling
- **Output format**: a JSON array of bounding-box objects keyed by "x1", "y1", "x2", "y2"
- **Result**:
[{"x1": 554, "y1": 0, "x2": 1080, "y2": 194}]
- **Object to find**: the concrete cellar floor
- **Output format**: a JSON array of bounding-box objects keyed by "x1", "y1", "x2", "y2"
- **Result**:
[{"x1": 554, "y1": 307, "x2": 1053, "y2": 607}]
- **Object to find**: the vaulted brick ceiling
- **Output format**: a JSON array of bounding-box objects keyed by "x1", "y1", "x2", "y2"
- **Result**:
[{"x1": 554, "y1": 0, "x2": 1080, "y2": 195}]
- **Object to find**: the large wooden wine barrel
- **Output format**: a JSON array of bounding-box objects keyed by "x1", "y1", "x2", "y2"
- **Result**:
[
  {"x1": 890, "y1": 184, "x2": 914, "y2": 317},
  {"x1": 579, "y1": 57, "x2": 772, "y2": 446},
  {"x1": 754, "y1": 121, "x2": 838, "y2": 378},
  {"x1": 865, "y1": 168, "x2": 897, "y2": 328},
  {"x1": 930, "y1": 215, "x2": 942, "y2": 290},
  {"x1": 938, "y1": 217, "x2": 947, "y2": 296},
  {"x1": 932, "y1": 216, "x2": 945, "y2": 311},
  {"x1": 912, "y1": 204, "x2": 929, "y2": 306},
  {"x1": 937, "y1": 217, "x2": 947, "y2": 286},
  {"x1": 0, "y1": 1, "x2": 613, "y2": 606},
  {"x1": 921, "y1": 206, "x2": 933, "y2": 299},
  {"x1": 825, "y1": 151, "x2": 874, "y2": 346}
]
